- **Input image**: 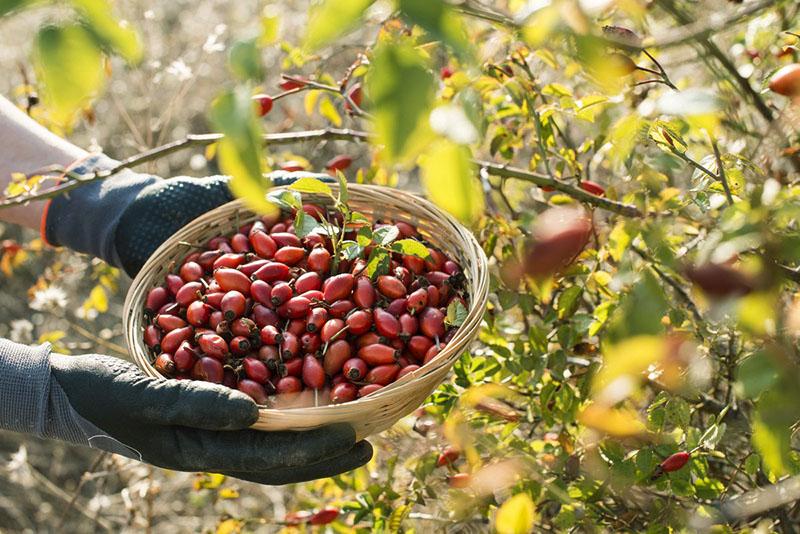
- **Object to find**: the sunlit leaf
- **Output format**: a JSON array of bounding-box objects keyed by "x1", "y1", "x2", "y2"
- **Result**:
[
  {"x1": 593, "y1": 335, "x2": 666, "y2": 394},
  {"x1": 209, "y1": 87, "x2": 274, "y2": 215},
  {"x1": 319, "y1": 96, "x2": 342, "y2": 126},
  {"x1": 365, "y1": 248, "x2": 390, "y2": 278},
  {"x1": 34, "y1": 23, "x2": 105, "y2": 128},
  {"x1": 304, "y1": 0, "x2": 375, "y2": 51},
  {"x1": 228, "y1": 38, "x2": 264, "y2": 81},
  {"x1": 495, "y1": 493, "x2": 536, "y2": 534},
  {"x1": 258, "y1": 10, "x2": 279, "y2": 45},
  {"x1": 419, "y1": 139, "x2": 482, "y2": 224},
  {"x1": 392, "y1": 238, "x2": 430, "y2": 259},
  {"x1": 373, "y1": 225, "x2": 399, "y2": 246},
  {"x1": 579, "y1": 404, "x2": 647, "y2": 436},
  {"x1": 366, "y1": 40, "x2": 435, "y2": 162},
  {"x1": 288, "y1": 176, "x2": 333, "y2": 196},
  {"x1": 71, "y1": 0, "x2": 142, "y2": 63},
  {"x1": 446, "y1": 299, "x2": 468, "y2": 327},
  {"x1": 397, "y1": 0, "x2": 472, "y2": 59}
]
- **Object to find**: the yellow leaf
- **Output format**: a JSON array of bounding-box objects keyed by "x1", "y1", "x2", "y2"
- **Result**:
[
  {"x1": 608, "y1": 114, "x2": 647, "y2": 168},
  {"x1": 82, "y1": 285, "x2": 108, "y2": 313},
  {"x1": 304, "y1": 90, "x2": 322, "y2": 116},
  {"x1": 592, "y1": 335, "x2": 666, "y2": 395},
  {"x1": 521, "y1": 6, "x2": 560, "y2": 47},
  {"x1": 216, "y1": 518, "x2": 242, "y2": 534},
  {"x1": 194, "y1": 472, "x2": 226, "y2": 490},
  {"x1": 319, "y1": 97, "x2": 342, "y2": 126},
  {"x1": 419, "y1": 139, "x2": 483, "y2": 224},
  {"x1": 495, "y1": 494, "x2": 536, "y2": 534},
  {"x1": 258, "y1": 10, "x2": 280, "y2": 45},
  {"x1": 204, "y1": 142, "x2": 218, "y2": 161},
  {"x1": 218, "y1": 488, "x2": 240, "y2": 499},
  {"x1": 579, "y1": 404, "x2": 646, "y2": 436}
]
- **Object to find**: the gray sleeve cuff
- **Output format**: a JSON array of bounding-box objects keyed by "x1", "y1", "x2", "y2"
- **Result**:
[{"x1": 0, "y1": 338, "x2": 139, "y2": 458}]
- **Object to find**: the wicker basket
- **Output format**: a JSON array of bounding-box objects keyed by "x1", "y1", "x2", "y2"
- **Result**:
[{"x1": 123, "y1": 183, "x2": 489, "y2": 440}]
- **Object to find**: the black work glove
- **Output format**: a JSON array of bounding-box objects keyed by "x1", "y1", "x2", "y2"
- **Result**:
[
  {"x1": 49, "y1": 353, "x2": 372, "y2": 484},
  {"x1": 43, "y1": 153, "x2": 331, "y2": 277}
]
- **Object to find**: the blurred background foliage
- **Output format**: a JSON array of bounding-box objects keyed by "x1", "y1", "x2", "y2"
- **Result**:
[{"x1": 2, "y1": 0, "x2": 800, "y2": 532}]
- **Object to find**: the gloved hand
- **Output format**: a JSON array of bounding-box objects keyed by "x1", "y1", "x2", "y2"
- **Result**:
[
  {"x1": 49, "y1": 353, "x2": 371, "y2": 484},
  {"x1": 0, "y1": 339, "x2": 372, "y2": 485},
  {"x1": 43, "y1": 154, "x2": 331, "y2": 277}
]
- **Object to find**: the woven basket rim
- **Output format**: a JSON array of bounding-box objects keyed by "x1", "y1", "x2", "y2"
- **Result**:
[{"x1": 123, "y1": 182, "x2": 489, "y2": 420}]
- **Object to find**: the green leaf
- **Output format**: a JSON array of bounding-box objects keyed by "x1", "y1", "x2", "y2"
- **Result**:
[
  {"x1": 209, "y1": 87, "x2": 273, "y2": 215},
  {"x1": 337, "y1": 171, "x2": 349, "y2": 205},
  {"x1": 71, "y1": 0, "x2": 142, "y2": 63},
  {"x1": 288, "y1": 176, "x2": 333, "y2": 196},
  {"x1": 356, "y1": 226, "x2": 373, "y2": 246},
  {"x1": 392, "y1": 238, "x2": 430, "y2": 259},
  {"x1": 228, "y1": 38, "x2": 264, "y2": 82},
  {"x1": 495, "y1": 494, "x2": 536, "y2": 534},
  {"x1": 605, "y1": 270, "x2": 667, "y2": 344},
  {"x1": 753, "y1": 390, "x2": 795, "y2": 476},
  {"x1": 736, "y1": 350, "x2": 779, "y2": 399},
  {"x1": 304, "y1": 0, "x2": 375, "y2": 50},
  {"x1": 365, "y1": 248, "x2": 391, "y2": 278},
  {"x1": 397, "y1": 0, "x2": 472, "y2": 59},
  {"x1": 341, "y1": 241, "x2": 364, "y2": 261},
  {"x1": 0, "y1": 0, "x2": 33, "y2": 17},
  {"x1": 267, "y1": 189, "x2": 302, "y2": 210},
  {"x1": 374, "y1": 225, "x2": 400, "y2": 246},
  {"x1": 446, "y1": 299, "x2": 468, "y2": 327},
  {"x1": 294, "y1": 210, "x2": 323, "y2": 238},
  {"x1": 557, "y1": 286, "x2": 583, "y2": 319},
  {"x1": 419, "y1": 139, "x2": 483, "y2": 224},
  {"x1": 34, "y1": 24, "x2": 105, "y2": 128},
  {"x1": 366, "y1": 40, "x2": 435, "y2": 162}
]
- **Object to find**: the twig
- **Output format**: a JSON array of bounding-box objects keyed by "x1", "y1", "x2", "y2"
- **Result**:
[
  {"x1": 641, "y1": 50, "x2": 678, "y2": 90},
  {"x1": 648, "y1": 0, "x2": 775, "y2": 49},
  {"x1": 57, "y1": 452, "x2": 108, "y2": 528},
  {"x1": 454, "y1": 1, "x2": 518, "y2": 28},
  {"x1": 657, "y1": 0, "x2": 774, "y2": 123},
  {"x1": 0, "y1": 128, "x2": 370, "y2": 209},
  {"x1": 476, "y1": 160, "x2": 644, "y2": 217},
  {"x1": 666, "y1": 145, "x2": 720, "y2": 183},
  {"x1": 710, "y1": 137, "x2": 734, "y2": 205},
  {"x1": 280, "y1": 75, "x2": 370, "y2": 118}
]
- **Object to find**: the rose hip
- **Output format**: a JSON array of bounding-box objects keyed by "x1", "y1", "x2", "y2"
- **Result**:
[
  {"x1": 282, "y1": 357, "x2": 303, "y2": 377},
  {"x1": 281, "y1": 332, "x2": 300, "y2": 358},
  {"x1": 287, "y1": 318, "x2": 307, "y2": 337},
  {"x1": 353, "y1": 277, "x2": 376, "y2": 308},
  {"x1": 346, "y1": 309, "x2": 373, "y2": 335},
  {"x1": 213, "y1": 253, "x2": 246, "y2": 270},
  {"x1": 377, "y1": 275, "x2": 407, "y2": 299},
  {"x1": 230, "y1": 317, "x2": 257, "y2": 337},
  {"x1": 408, "y1": 335, "x2": 434, "y2": 360},
  {"x1": 240, "y1": 259, "x2": 268, "y2": 277},
  {"x1": 323, "y1": 339, "x2": 352, "y2": 375},
  {"x1": 403, "y1": 255, "x2": 425, "y2": 274},
  {"x1": 284, "y1": 296, "x2": 311, "y2": 319},
  {"x1": 386, "y1": 298, "x2": 408, "y2": 317},
  {"x1": 357, "y1": 332, "x2": 383, "y2": 348},
  {"x1": 250, "y1": 280, "x2": 273, "y2": 306},
  {"x1": 424, "y1": 343, "x2": 444, "y2": 364},
  {"x1": 302, "y1": 355, "x2": 325, "y2": 389},
  {"x1": 214, "y1": 268, "x2": 251, "y2": 294},
  {"x1": 250, "y1": 231, "x2": 277, "y2": 258},
  {"x1": 397, "y1": 364, "x2": 420, "y2": 379},
  {"x1": 165, "y1": 274, "x2": 184, "y2": 296},
  {"x1": 307, "y1": 247, "x2": 331, "y2": 273},
  {"x1": 253, "y1": 261, "x2": 291, "y2": 282},
  {"x1": 329, "y1": 299, "x2": 355, "y2": 318},
  {"x1": 366, "y1": 364, "x2": 400, "y2": 385},
  {"x1": 192, "y1": 357, "x2": 224, "y2": 383},
  {"x1": 252, "y1": 304, "x2": 279, "y2": 328},
  {"x1": 174, "y1": 342, "x2": 199, "y2": 372},
  {"x1": 161, "y1": 326, "x2": 194, "y2": 354},
  {"x1": 306, "y1": 307, "x2": 328, "y2": 333},
  {"x1": 374, "y1": 308, "x2": 400, "y2": 338},
  {"x1": 270, "y1": 282, "x2": 293, "y2": 306},
  {"x1": 358, "y1": 384, "x2": 383, "y2": 397},
  {"x1": 343, "y1": 358, "x2": 367, "y2": 381},
  {"x1": 407, "y1": 288, "x2": 428, "y2": 313},
  {"x1": 276, "y1": 376, "x2": 302, "y2": 394},
  {"x1": 156, "y1": 314, "x2": 186, "y2": 332},
  {"x1": 419, "y1": 307, "x2": 446, "y2": 339},
  {"x1": 323, "y1": 273, "x2": 354, "y2": 302},
  {"x1": 145, "y1": 287, "x2": 170, "y2": 314},
  {"x1": 295, "y1": 271, "x2": 322, "y2": 294},
  {"x1": 320, "y1": 319, "x2": 346, "y2": 342},
  {"x1": 230, "y1": 336, "x2": 251, "y2": 356},
  {"x1": 238, "y1": 379, "x2": 268, "y2": 404},
  {"x1": 179, "y1": 261, "x2": 204, "y2": 282},
  {"x1": 260, "y1": 325, "x2": 283, "y2": 345},
  {"x1": 243, "y1": 357, "x2": 271, "y2": 384},
  {"x1": 358, "y1": 343, "x2": 398, "y2": 366},
  {"x1": 274, "y1": 246, "x2": 306, "y2": 265},
  {"x1": 301, "y1": 332, "x2": 321, "y2": 353},
  {"x1": 154, "y1": 353, "x2": 176, "y2": 375},
  {"x1": 221, "y1": 290, "x2": 247, "y2": 321},
  {"x1": 331, "y1": 382, "x2": 357, "y2": 404},
  {"x1": 399, "y1": 313, "x2": 419, "y2": 337},
  {"x1": 198, "y1": 333, "x2": 228, "y2": 359}
]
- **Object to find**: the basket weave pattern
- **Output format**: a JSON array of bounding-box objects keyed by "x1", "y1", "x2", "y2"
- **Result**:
[{"x1": 124, "y1": 183, "x2": 489, "y2": 440}]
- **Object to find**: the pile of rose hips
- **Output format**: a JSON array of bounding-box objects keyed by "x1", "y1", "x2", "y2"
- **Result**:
[{"x1": 141, "y1": 202, "x2": 468, "y2": 407}]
